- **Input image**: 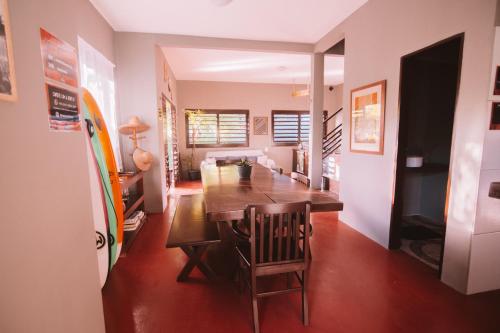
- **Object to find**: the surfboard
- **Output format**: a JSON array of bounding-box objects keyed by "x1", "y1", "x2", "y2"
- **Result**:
[
  {"x1": 83, "y1": 89, "x2": 124, "y2": 263},
  {"x1": 82, "y1": 93, "x2": 118, "y2": 268},
  {"x1": 85, "y1": 141, "x2": 109, "y2": 287}
]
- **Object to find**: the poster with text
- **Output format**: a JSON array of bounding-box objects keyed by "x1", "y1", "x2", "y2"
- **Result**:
[
  {"x1": 40, "y1": 28, "x2": 80, "y2": 132},
  {"x1": 40, "y1": 28, "x2": 78, "y2": 88},
  {"x1": 46, "y1": 84, "x2": 81, "y2": 131}
]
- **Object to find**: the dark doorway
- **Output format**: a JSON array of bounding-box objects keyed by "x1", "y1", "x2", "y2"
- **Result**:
[{"x1": 390, "y1": 35, "x2": 463, "y2": 274}]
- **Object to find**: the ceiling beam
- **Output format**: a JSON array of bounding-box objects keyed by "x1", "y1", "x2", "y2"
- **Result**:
[{"x1": 115, "y1": 32, "x2": 314, "y2": 54}]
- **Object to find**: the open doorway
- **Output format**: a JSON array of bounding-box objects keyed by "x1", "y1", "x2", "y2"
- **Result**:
[
  {"x1": 322, "y1": 39, "x2": 345, "y2": 194},
  {"x1": 390, "y1": 34, "x2": 463, "y2": 273}
]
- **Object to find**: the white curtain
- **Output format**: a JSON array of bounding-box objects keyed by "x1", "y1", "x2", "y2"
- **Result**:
[{"x1": 78, "y1": 37, "x2": 122, "y2": 169}]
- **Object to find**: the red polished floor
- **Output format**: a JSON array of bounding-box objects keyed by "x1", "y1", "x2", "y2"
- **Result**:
[{"x1": 103, "y1": 181, "x2": 500, "y2": 333}]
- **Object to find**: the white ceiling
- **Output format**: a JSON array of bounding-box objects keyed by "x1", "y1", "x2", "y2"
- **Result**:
[
  {"x1": 89, "y1": 0, "x2": 367, "y2": 43},
  {"x1": 162, "y1": 48, "x2": 344, "y2": 85}
]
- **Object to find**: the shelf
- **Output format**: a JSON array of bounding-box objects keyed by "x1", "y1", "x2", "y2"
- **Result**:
[
  {"x1": 121, "y1": 215, "x2": 147, "y2": 257},
  {"x1": 119, "y1": 172, "x2": 144, "y2": 192},
  {"x1": 405, "y1": 164, "x2": 449, "y2": 174},
  {"x1": 124, "y1": 194, "x2": 145, "y2": 219},
  {"x1": 119, "y1": 171, "x2": 145, "y2": 256}
]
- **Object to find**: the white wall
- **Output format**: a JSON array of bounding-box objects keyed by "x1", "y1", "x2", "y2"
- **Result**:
[
  {"x1": 315, "y1": 0, "x2": 497, "y2": 294},
  {"x1": 0, "y1": 0, "x2": 112, "y2": 331},
  {"x1": 114, "y1": 33, "x2": 164, "y2": 212},
  {"x1": 176, "y1": 80, "x2": 340, "y2": 173},
  {"x1": 467, "y1": 27, "x2": 500, "y2": 294}
]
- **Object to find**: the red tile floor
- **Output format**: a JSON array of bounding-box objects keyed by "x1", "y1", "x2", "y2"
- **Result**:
[{"x1": 103, "y1": 181, "x2": 500, "y2": 333}]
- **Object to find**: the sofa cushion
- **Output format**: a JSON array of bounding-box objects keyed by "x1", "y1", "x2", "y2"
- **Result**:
[{"x1": 257, "y1": 155, "x2": 268, "y2": 165}]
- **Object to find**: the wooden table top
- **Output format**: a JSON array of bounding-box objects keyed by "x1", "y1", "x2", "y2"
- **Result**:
[{"x1": 202, "y1": 164, "x2": 343, "y2": 222}]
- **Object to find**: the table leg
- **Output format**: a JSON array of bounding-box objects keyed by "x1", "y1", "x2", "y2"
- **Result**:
[{"x1": 177, "y1": 245, "x2": 217, "y2": 282}]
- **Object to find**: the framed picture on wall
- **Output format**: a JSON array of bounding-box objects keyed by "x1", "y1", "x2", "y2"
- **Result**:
[
  {"x1": 0, "y1": 0, "x2": 17, "y2": 102},
  {"x1": 491, "y1": 102, "x2": 500, "y2": 130},
  {"x1": 350, "y1": 80, "x2": 386, "y2": 154},
  {"x1": 494, "y1": 67, "x2": 500, "y2": 95},
  {"x1": 254, "y1": 116, "x2": 268, "y2": 135}
]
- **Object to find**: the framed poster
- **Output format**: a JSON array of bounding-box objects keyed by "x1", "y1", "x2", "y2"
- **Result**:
[
  {"x1": 0, "y1": 0, "x2": 17, "y2": 101},
  {"x1": 254, "y1": 116, "x2": 268, "y2": 135},
  {"x1": 350, "y1": 80, "x2": 386, "y2": 154}
]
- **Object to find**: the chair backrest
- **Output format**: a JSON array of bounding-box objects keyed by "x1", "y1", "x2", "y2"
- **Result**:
[
  {"x1": 246, "y1": 201, "x2": 311, "y2": 267},
  {"x1": 296, "y1": 173, "x2": 310, "y2": 187}
]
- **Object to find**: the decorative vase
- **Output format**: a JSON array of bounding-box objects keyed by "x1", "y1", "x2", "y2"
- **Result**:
[{"x1": 238, "y1": 165, "x2": 252, "y2": 179}]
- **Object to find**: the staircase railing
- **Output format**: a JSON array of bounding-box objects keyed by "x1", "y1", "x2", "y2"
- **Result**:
[{"x1": 322, "y1": 107, "x2": 342, "y2": 160}]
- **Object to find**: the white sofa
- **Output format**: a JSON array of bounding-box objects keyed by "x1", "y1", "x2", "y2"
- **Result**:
[{"x1": 200, "y1": 149, "x2": 277, "y2": 170}]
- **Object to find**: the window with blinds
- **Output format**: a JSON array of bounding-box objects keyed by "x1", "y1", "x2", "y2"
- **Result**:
[
  {"x1": 272, "y1": 110, "x2": 310, "y2": 146},
  {"x1": 186, "y1": 109, "x2": 249, "y2": 148}
]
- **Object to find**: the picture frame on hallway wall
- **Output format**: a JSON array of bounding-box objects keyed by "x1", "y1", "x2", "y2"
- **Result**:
[
  {"x1": 254, "y1": 116, "x2": 268, "y2": 135},
  {"x1": 350, "y1": 80, "x2": 386, "y2": 155},
  {"x1": 491, "y1": 102, "x2": 500, "y2": 130},
  {"x1": 0, "y1": 0, "x2": 17, "y2": 102},
  {"x1": 493, "y1": 66, "x2": 500, "y2": 95}
]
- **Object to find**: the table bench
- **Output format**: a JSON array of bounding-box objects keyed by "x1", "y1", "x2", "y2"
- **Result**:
[{"x1": 166, "y1": 194, "x2": 221, "y2": 282}]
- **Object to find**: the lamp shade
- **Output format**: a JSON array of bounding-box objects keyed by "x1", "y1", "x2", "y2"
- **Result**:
[{"x1": 119, "y1": 116, "x2": 149, "y2": 134}]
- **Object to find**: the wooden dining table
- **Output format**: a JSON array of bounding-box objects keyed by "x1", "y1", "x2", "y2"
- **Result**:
[{"x1": 201, "y1": 164, "x2": 343, "y2": 222}]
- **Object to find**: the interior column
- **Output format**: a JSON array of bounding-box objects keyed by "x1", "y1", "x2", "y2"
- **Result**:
[{"x1": 308, "y1": 53, "x2": 325, "y2": 189}]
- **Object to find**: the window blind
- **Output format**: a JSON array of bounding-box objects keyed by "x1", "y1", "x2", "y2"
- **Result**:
[
  {"x1": 186, "y1": 110, "x2": 249, "y2": 147},
  {"x1": 272, "y1": 110, "x2": 310, "y2": 145}
]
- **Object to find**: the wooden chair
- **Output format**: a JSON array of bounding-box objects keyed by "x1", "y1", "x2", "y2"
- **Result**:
[
  {"x1": 234, "y1": 201, "x2": 311, "y2": 333},
  {"x1": 296, "y1": 173, "x2": 310, "y2": 187},
  {"x1": 293, "y1": 174, "x2": 313, "y2": 245},
  {"x1": 271, "y1": 167, "x2": 283, "y2": 174}
]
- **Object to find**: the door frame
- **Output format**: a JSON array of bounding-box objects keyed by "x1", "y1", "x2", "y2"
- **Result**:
[
  {"x1": 161, "y1": 93, "x2": 178, "y2": 189},
  {"x1": 388, "y1": 33, "x2": 464, "y2": 275}
]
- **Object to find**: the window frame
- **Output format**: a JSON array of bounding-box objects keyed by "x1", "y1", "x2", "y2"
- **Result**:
[
  {"x1": 271, "y1": 110, "x2": 310, "y2": 146},
  {"x1": 78, "y1": 37, "x2": 122, "y2": 169},
  {"x1": 185, "y1": 109, "x2": 250, "y2": 148}
]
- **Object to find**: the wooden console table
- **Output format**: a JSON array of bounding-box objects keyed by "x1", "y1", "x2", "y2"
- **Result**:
[{"x1": 119, "y1": 171, "x2": 146, "y2": 256}]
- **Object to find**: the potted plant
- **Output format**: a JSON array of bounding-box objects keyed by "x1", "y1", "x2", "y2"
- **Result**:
[
  {"x1": 237, "y1": 158, "x2": 253, "y2": 179},
  {"x1": 181, "y1": 155, "x2": 200, "y2": 180},
  {"x1": 184, "y1": 109, "x2": 203, "y2": 180}
]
